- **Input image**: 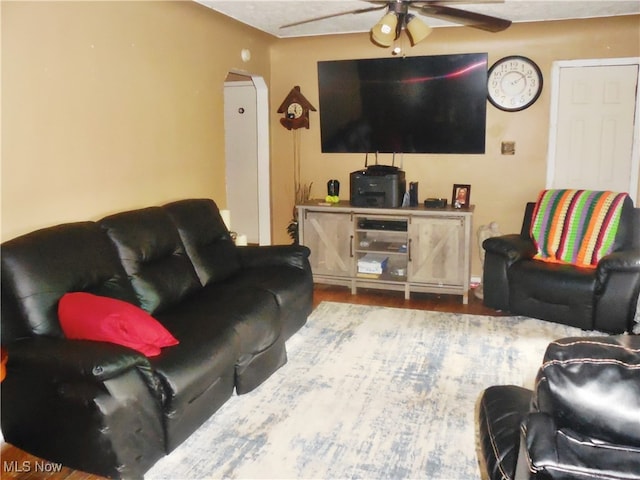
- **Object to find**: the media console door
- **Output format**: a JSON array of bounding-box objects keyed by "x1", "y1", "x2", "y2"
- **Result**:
[
  {"x1": 408, "y1": 216, "x2": 466, "y2": 288},
  {"x1": 299, "y1": 210, "x2": 353, "y2": 278}
]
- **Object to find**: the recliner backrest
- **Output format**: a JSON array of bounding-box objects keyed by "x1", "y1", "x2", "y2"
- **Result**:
[
  {"x1": 1, "y1": 222, "x2": 138, "y2": 342},
  {"x1": 100, "y1": 207, "x2": 202, "y2": 314},
  {"x1": 628, "y1": 204, "x2": 640, "y2": 250},
  {"x1": 520, "y1": 202, "x2": 536, "y2": 238},
  {"x1": 163, "y1": 199, "x2": 241, "y2": 286},
  {"x1": 614, "y1": 195, "x2": 636, "y2": 250},
  {"x1": 532, "y1": 336, "x2": 640, "y2": 447},
  {"x1": 521, "y1": 194, "x2": 637, "y2": 253}
]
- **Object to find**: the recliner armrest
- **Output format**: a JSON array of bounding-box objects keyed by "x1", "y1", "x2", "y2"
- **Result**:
[
  {"x1": 483, "y1": 235, "x2": 537, "y2": 263},
  {"x1": 478, "y1": 385, "x2": 532, "y2": 480},
  {"x1": 237, "y1": 244, "x2": 311, "y2": 271},
  {"x1": 593, "y1": 249, "x2": 640, "y2": 332},
  {"x1": 6, "y1": 336, "x2": 162, "y2": 398},
  {"x1": 597, "y1": 248, "x2": 640, "y2": 280},
  {"x1": 2, "y1": 336, "x2": 166, "y2": 478}
]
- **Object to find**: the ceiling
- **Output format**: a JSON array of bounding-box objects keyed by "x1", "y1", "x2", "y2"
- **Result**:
[{"x1": 195, "y1": 1, "x2": 640, "y2": 38}]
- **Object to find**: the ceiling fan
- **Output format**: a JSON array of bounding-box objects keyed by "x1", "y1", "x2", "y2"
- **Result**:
[{"x1": 281, "y1": 1, "x2": 512, "y2": 47}]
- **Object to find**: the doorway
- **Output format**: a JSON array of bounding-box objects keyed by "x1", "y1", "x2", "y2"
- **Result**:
[
  {"x1": 546, "y1": 58, "x2": 640, "y2": 203},
  {"x1": 223, "y1": 72, "x2": 271, "y2": 245}
]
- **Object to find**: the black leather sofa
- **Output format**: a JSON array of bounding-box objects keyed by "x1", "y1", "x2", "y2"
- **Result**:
[
  {"x1": 1, "y1": 198, "x2": 313, "y2": 478},
  {"x1": 482, "y1": 197, "x2": 640, "y2": 333},
  {"x1": 477, "y1": 335, "x2": 640, "y2": 480}
]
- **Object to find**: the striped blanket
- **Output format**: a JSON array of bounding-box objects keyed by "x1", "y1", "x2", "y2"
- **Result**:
[{"x1": 530, "y1": 189, "x2": 629, "y2": 268}]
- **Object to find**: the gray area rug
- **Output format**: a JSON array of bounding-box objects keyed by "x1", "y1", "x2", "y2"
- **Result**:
[{"x1": 146, "y1": 301, "x2": 596, "y2": 480}]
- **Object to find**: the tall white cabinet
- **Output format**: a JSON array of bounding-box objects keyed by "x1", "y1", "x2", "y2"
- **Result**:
[{"x1": 297, "y1": 202, "x2": 474, "y2": 304}]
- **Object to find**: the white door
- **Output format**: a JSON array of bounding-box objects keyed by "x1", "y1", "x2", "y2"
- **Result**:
[
  {"x1": 546, "y1": 58, "x2": 640, "y2": 203},
  {"x1": 224, "y1": 76, "x2": 271, "y2": 245}
]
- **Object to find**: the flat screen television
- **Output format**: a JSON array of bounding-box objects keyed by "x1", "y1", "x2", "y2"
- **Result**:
[{"x1": 317, "y1": 53, "x2": 488, "y2": 154}]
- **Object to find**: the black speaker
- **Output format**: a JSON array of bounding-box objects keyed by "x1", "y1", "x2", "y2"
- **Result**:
[{"x1": 409, "y1": 182, "x2": 419, "y2": 207}]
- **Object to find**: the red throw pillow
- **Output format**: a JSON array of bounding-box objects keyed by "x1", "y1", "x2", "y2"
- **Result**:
[{"x1": 58, "y1": 292, "x2": 179, "y2": 357}]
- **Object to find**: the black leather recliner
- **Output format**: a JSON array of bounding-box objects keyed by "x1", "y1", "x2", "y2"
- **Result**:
[
  {"x1": 477, "y1": 335, "x2": 640, "y2": 480},
  {"x1": 482, "y1": 196, "x2": 640, "y2": 333}
]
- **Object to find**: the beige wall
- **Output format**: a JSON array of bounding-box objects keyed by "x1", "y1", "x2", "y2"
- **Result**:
[
  {"x1": 1, "y1": 1, "x2": 273, "y2": 241},
  {"x1": 269, "y1": 16, "x2": 640, "y2": 277},
  {"x1": 2, "y1": 3, "x2": 639, "y2": 279}
]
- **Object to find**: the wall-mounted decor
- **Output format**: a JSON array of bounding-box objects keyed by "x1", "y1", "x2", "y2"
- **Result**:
[
  {"x1": 487, "y1": 55, "x2": 543, "y2": 112},
  {"x1": 277, "y1": 86, "x2": 316, "y2": 130}
]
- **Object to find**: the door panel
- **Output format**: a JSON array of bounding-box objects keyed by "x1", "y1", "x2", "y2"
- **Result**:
[
  {"x1": 547, "y1": 60, "x2": 639, "y2": 200},
  {"x1": 224, "y1": 81, "x2": 259, "y2": 243}
]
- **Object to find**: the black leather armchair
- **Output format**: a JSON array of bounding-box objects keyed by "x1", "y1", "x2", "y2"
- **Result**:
[
  {"x1": 482, "y1": 197, "x2": 640, "y2": 333},
  {"x1": 477, "y1": 335, "x2": 640, "y2": 480}
]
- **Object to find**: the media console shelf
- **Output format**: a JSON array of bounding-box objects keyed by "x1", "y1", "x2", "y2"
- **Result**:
[{"x1": 297, "y1": 201, "x2": 474, "y2": 304}]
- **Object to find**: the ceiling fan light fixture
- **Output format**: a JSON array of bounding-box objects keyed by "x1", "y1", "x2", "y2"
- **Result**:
[
  {"x1": 405, "y1": 14, "x2": 432, "y2": 45},
  {"x1": 371, "y1": 12, "x2": 398, "y2": 47}
]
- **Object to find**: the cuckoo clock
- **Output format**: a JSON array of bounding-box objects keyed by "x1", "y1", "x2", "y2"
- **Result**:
[{"x1": 277, "y1": 86, "x2": 316, "y2": 130}]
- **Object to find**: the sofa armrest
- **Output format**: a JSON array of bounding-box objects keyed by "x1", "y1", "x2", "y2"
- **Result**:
[
  {"x1": 237, "y1": 244, "x2": 311, "y2": 271},
  {"x1": 483, "y1": 234, "x2": 537, "y2": 264},
  {"x1": 5, "y1": 336, "x2": 163, "y2": 399},
  {"x1": 1, "y1": 337, "x2": 166, "y2": 477}
]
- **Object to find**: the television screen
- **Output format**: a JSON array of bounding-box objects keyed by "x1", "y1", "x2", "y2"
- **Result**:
[{"x1": 318, "y1": 53, "x2": 488, "y2": 154}]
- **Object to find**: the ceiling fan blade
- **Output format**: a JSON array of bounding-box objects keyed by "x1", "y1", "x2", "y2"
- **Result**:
[
  {"x1": 280, "y1": 5, "x2": 387, "y2": 29},
  {"x1": 412, "y1": 0, "x2": 505, "y2": 4},
  {"x1": 419, "y1": 4, "x2": 511, "y2": 32},
  {"x1": 367, "y1": 0, "x2": 504, "y2": 4}
]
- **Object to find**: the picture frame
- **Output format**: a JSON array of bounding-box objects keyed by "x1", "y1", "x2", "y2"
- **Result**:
[{"x1": 452, "y1": 184, "x2": 471, "y2": 209}]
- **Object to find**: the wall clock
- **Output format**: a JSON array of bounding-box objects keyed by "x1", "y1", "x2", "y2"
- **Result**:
[
  {"x1": 277, "y1": 86, "x2": 316, "y2": 130},
  {"x1": 487, "y1": 56, "x2": 543, "y2": 112}
]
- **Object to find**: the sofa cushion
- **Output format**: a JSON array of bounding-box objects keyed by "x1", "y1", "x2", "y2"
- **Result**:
[
  {"x1": 1, "y1": 222, "x2": 138, "y2": 341},
  {"x1": 59, "y1": 292, "x2": 179, "y2": 357},
  {"x1": 100, "y1": 207, "x2": 202, "y2": 314},
  {"x1": 209, "y1": 285, "x2": 282, "y2": 359},
  {"x1": 225, "y1": 265, "x2": 313, "y2": 340},
  {"x1": 163, "y1": 199, "x2": 241, "y2": 286},
  {"x1": 155, "y1": 284, "x2": 285, "y2": 394},
  {"x1": 147, "y1": 307, "x2": 239, "y2": 451},
  {"x1": 149, "y1": 284, "x2": 287, "y2": 445}
]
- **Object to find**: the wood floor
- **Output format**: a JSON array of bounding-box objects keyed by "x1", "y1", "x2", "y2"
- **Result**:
[{"x1": 0, "y1": 284, "x2": 501, "y2": 480}]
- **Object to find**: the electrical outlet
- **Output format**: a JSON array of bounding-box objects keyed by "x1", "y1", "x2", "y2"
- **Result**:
[{"x1": 501, "y1": 141, "x2": 515, "y2": 155}]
